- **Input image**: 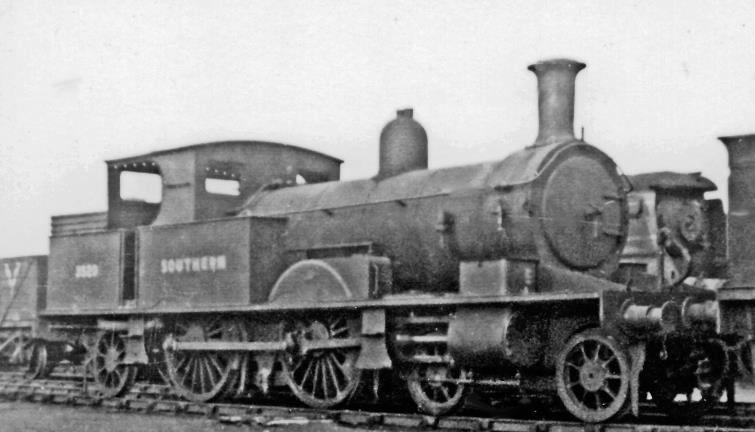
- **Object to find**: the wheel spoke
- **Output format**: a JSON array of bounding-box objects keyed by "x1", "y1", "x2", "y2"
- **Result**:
[
  {"x1": 196, "y1": 358, "x2": 207, "y2": 393},
  {"x1": 602, "y1": 354, "x2": 617, "y2": 368},
  {"x1": 332, "y1": 356, "x2": 350, "y2": 374},
  {"x1": 205, "y1": 317, "x2": 221, "y2": 336},
  {"x1": 175, "y1": 356, "x2": 189, "y2": 373},
  {"x1": 440, "y1": 385, "x2": 452, "y2": 400},
  {"x1": 199, "y1": 358, "x2": 210, "y2": 393},
  {"x1": 207, "y1": 355, "x2": 223, "y2": 378},
  {"x1": 202, "y1": 356, "x2": 214, "y2": 386},
  {"x1": 291, "y1": 356, "x2": 306, "y2": 373},
  {"x1": 326, "y1": 356, "x2": 341, "y2": 392},
  {"x1": 206, "y1": 325, "x2": 223, "y2": 338},
  {"x1": 300, "y1": 359, "x2": 314, "y2": 387},
  {"x1": 320, "y1": 359, "x2": 331, "y2": 398},
  {"x1": 192, "y1": 357, "x2": 201, "y2": 390},
  {"x1": 602, "y1": 385, "x2": 617, "y2": 401},
  {"x1": 594, "y1": 391, "x2": 602, "y2": 408},
  {"x1": 312, "y1": 360, "x2": 322, "y2": 396},
  {"x1": 579, "y1": 344, "x2": 589, "y2": 363},
  {"x1": 180, "y1": 357, "x2": 194, "y2": 386}
]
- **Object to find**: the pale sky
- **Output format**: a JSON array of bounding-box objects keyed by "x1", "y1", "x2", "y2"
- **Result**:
[{"x1": 1, "y1": 0, "x2": 754, "y2": 257}]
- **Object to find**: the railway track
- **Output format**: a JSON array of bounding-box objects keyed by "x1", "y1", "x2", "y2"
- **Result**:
[{"x1": 0, "y1": 371, "x2": 753, "y2": 432}]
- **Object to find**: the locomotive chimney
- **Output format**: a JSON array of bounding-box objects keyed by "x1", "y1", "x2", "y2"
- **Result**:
[
  {"x1": 528, "y1": 59, "x2": 586, "y2": 146},
  {"x1": 377, "y1": 108, "x2": 428, "y2": 179},
  {"x1": 720, "y1": 134, "x2": 755, "y2": 287}
]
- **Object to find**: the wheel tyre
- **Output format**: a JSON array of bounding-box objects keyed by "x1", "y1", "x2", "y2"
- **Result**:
[
  {"x1": 25, "y1": 342, "x2": 54, "y2": 379},
  {"x1": 406, "y1": 364, "x2": 468, "y2": 416},
  {"x1": 555, "y1": 329, "x2": 630, "y2": 423},
  {"x1": 282, "y1": 316, "x2": 362, "y2": 409},
  {"x1": 92, "y1": 332, "x2": 138, "y2": 398},
  {"x1": 164, "y1": 318, "x2": 245, "y2": 403}
]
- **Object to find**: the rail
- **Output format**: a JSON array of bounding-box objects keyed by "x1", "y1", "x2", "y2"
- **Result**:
[{"x1": 0, "y1": 371, "x2": 754, "y2": 431}]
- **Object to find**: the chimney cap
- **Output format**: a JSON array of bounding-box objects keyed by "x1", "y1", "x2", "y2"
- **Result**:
[
  {"x1": 719, "y1": 134, "x2": 755, "y2": 145},
  {"x1": 528, "y1": 58, "x2": 586, "y2": 73},
  {"x1": 396, "y1": 108, "x2": 414, "y2": 118}
]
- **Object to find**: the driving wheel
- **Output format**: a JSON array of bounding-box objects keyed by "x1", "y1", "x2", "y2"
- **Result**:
[
  {"x1": 164, "y1": 317, "x2": 246, "y2": 402},
  {"x1": 282, "y1": 315, "x2": 362, "y2": 408}
]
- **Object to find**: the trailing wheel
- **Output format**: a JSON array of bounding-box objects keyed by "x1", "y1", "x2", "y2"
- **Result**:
[
  {"x1": 556, "y1": 329, "x2": 630, "y2": 423},
  {"x1": 92, "y1": 332, "x2": 138, "y2": 398},
  {"x1": 407, "y1": 362, "x2": 468, "y2": 415},
  {"x1": 282, "y1": 315, "x2": 362, "y2": 408},
  {"x1": 25, "y1": 341, "x2": 53, "y2": 379},
  {"x1": 164, "y1": 318, "x2": 246, "y2": 402}
]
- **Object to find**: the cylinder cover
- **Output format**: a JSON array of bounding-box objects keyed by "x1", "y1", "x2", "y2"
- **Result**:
[{"x1": 448, "y1": 307, "x2": 545, "y2": 368}]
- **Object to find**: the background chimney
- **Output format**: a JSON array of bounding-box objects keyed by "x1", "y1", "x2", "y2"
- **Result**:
[
  {"x1": 720, "y1": 134, "x2": 755, "y2": 287},
  {"x1": 528, "y1": 59, "x2": 586, "y2": 146}
]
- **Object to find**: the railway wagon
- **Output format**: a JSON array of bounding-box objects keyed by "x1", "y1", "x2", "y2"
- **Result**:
[
  {"x1": 18, "y1": 58, "x2": 733, "y2": 424},
  {"x1": 0, "y1": 255, "x2": 46, "y2": 366}
]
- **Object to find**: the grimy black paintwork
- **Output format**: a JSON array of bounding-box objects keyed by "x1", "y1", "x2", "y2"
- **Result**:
[{"x1": 0, "y1": 59, "x2": 750, "y2": 425}]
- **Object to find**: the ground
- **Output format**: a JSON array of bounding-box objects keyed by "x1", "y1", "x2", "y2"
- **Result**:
[
  {"x1": 1, "y1": 383, "x2": 755, "y2": 432},
  {"x1": 0, "y1": 402, "x2": 367, "y2": 432}
]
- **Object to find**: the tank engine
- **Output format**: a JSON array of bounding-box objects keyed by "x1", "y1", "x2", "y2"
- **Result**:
[{"x1": 1, "y1": 58, "x2": 726, "y2": 424}]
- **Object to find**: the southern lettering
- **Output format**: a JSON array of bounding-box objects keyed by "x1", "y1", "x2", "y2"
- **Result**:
[{"x1": 160, "y1": 255, "x2": 227, "y2": 274}]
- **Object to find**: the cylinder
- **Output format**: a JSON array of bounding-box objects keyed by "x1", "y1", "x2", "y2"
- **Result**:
[
  {"x1": 448, "y1": 307, "x2": 545, "y2": 368},
  {"x1": 720, "y1": 135, "x2": 755, "y2": 287},
  {"x1": 528, "y1": 59, "x2": 585, "y2": 147},
  {"x1": 377, "y1": 108, "x2": 428, "y2": 179}
]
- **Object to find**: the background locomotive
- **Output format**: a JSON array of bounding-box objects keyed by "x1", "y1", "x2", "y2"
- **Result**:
[
  {"x1": 0, "y1": 58, "x2": 739, "y2": 423},
  {"x1": 616, "y1": 136, "x2": 755, "y2": 404}
]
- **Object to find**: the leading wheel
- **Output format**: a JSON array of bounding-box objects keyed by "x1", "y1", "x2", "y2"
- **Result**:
[
  {"x1": 282, "y1": 315, "x2": 362, "y2": 408},
  {"x1": 164, "y1": 318, "x2": 246, "y2": 402},
  {"x1": 556, "y1": 330, "x2": 630, "y2": 423},
  {"x1": 407, "y1": 362, "x2": 468, "y2": 415},
  {"x1": 92, "y1": 332, "x2": 138, "y2": 398}
]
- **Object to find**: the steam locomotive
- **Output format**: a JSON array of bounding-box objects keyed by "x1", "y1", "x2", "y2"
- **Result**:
[{"x1": 0, "y1": 59, "x2": 745, "y2": 424}]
